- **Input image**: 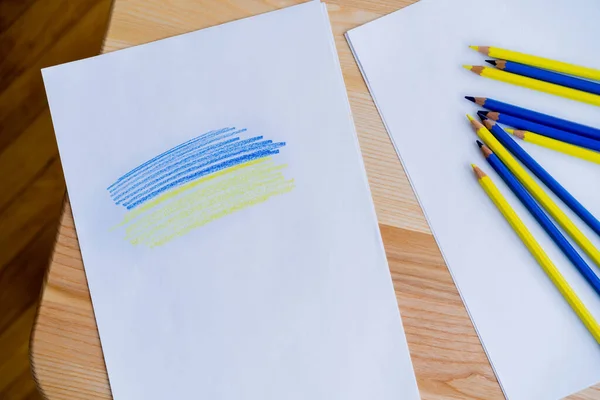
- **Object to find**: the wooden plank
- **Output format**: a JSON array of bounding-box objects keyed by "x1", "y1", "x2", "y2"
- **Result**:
[
  {"x1": 0, "y1": 304, "x2": 37, "y2": 395},
  {"x1": 0, "y1": 158, "x2": 64, "y2": 272},
  {"x1": 32, "y1": 202, "x2": 112, "y2": 400},
  {"x1": 0, "y1": 362, "x2": 42, "y2": 400},
  {"x1": 29, "y1": 1, "x2": 600, "y2": 399},
  {"x1": 380, "y1": 224, "x2": 503, "y2": 399},
  {"x1": 0, "y1": 221, "x2": 58, "y2": 335},
  {"x1": 0, "y1": 0, "x2": 113, "y2": 154},
  {"x1": 0, "y1": 109, "x2": 58, "y2": 212},
  {"x1": 0, "y1": 0, "x2": 113, "y2": 399},
  {"x1": 0, "y1": 0, "x2": 35, "y2": 33},
  {"x1": 0, "y1": 0, "x2": 97, "y2": 92}
]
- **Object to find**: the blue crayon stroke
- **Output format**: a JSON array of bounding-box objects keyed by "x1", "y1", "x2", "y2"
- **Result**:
[
  {"x1": 119, "y1": 141, "x2": 284, "y2": 207},
  {"x1": 115, "y1": 138, "x2": 280, "y2": 205},
  {"x1": 124, "y1": 148, "x2": 282, "y2": 209},
  {"x1": 111, "y1": 135, "x2": 263, "y2": 203},
  {"x1": 108, "y1": 127, "x2": 238, "y2": 192},
  {"x1": 111, "y1": 136, "x2": 243, "y2": 200},
  {"x1": 109, "y1": 129, "x2": 248, "y2": 195}
]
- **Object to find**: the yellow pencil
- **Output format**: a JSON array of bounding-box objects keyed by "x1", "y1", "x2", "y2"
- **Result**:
[
  {"x1": 464, "y1": 66, "x2": 600, "y2": 107},
  {"x1": 470, "y1": 46, "x2": 600, "y2": 81},
  {"x1": 506, "y1": 128, "x2": 600, "y2": 165},
  {"x1": 467, "y1": 115, "x2": 600, "y2": 267},
  {"x1": 472, "y1": 164, "x2": 600, "y2": 343}
]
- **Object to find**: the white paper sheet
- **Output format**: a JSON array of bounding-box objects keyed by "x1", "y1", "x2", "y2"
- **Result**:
[
  {"x1": 346, "y1": 0, "x2": 600, "y2": 399},
  {"x1": 42, "y1": 2, "x2": 420, "y2": 399}
]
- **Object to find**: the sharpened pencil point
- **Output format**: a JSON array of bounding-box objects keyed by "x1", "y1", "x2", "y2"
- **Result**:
[
  {"x1": 472, "y1": 97, "x2": 487, "y2": 106},
  {"x1": 483, "y1": 119, "x2": 496, "y2": 130},
  {"x1": 470, "y1": 46, "x2": 490, "y2": 55},
  {"x1": 467, "y1": 114, "x2": 484, "y2": 131},
  {"x1": 511, "y1": 129, "x2": 526, "y2": 139},
  {"x1": 486, "y1": 111, "x2": 500, "y2": 121},
  {"x1": 465, "y1": 96, "x2": 475, "y2": 102},
  {"x1": 477, "y1": 110, "x2": 489, "y2": 119},
  {"x1": 471, "y1": 164, "x2": 486, "y2": 179},
  {"x1": 476, "y1": 140, "x2": 483, "y2": 148},
  {"x1": 485, "y1": 60, "x2": 497, "y2": 66},
  {"x1": 480, "y1": 143, "x2": 493, "y2": 158},
  {"x1": 465, "y1": 66, "x2": 484, "y2": 75}
]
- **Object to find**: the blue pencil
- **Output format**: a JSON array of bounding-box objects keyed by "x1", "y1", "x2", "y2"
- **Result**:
[
  {"x1": 478, "y1": 111, "x2": 600, "y2": 152},
  {"x1": 477, "y1": 140, "x2": 600, "y2": 296},
  {"x1": 479, "y1": 116, "x2": 600, "y2": 237},
  {"x1": 487, "y1": 60, "x2": 600, "y2": 96},
  {"x1": 465, "y1": 97, "x2": 600, "y2": 141}
]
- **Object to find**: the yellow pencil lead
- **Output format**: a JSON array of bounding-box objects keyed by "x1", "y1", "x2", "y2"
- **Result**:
[
  {"x1": 463, "y1": 65, "x2": 473, "y2": 71},
  {"x1": 469, "y1": 45, "x2": 479, "y2": 51},
  {"x1": 466, "y1": 114, "x2": 474, "y2": 121}
]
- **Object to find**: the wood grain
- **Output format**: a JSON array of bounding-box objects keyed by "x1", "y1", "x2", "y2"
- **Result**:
[
  {"x1": 29, "y1": 1, "x2": 600, "y2": 399},
  {"x1": 0, "y1": 0, "x2": 113, "y2": 398}
]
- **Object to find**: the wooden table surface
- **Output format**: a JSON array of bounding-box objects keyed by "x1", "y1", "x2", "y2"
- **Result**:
[{"x1": 29, "y1": 1, "x2": 600, "y2": 399}]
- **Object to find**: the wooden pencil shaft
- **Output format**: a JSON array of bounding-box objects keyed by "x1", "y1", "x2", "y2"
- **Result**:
[
  {"x1": 472, "y1": 46, "x2": 600, "y2": 81},
  {"x1": 494, "y1": 60, "x2": 600, "y2": 96},
  {"x1": 507, "y1": 129, "x2": 600, "y2": 165},
  {"x1": 475, "y1": 173, "x2": 600, "y2": 343},
  {"x1": 469, "y1": 97, "x2": 600, "y2": 140},
  {"x1": 467, "y1": 115, "x2": 600, "y2": 267},
  {"x1": 468, "y1": 66, "x2": 600, "y2": 107}
]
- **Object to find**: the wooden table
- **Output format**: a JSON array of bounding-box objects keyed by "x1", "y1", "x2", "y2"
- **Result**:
[{"x1": 29, "y1": 1, "x2": 600, "y2": 399}]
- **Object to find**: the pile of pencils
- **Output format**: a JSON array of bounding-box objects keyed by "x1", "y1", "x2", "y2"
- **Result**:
[{"x1": 464, "y1": 46, "x2": 600, "y2": 343}]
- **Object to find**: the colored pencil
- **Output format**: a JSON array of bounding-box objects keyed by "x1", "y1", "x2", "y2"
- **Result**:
[
  {"x1": 470, "y1": 46, "x2": 600, "y2": 81},
  {"x1": 480, "y1": 117, "x2": 600, "y2": 237},
  {"x1": 479, "y1": 111, "x2": 600, "y2": 152},
  {"x1": 466, "y1": 115, "x2": 600, "y2": 267},
  {"x1": 486, "y1": 60, "x2": 600, "y2": 96},
  {"x1": 506, "y1": 128, "x2": 600, "y2": 165},
  {"x1": 463, "y1": 65, "x2": 600, "y2": 106},
  {"x1": 464, "y1": 96, "x2": 600, "y2": 141},
  {"x1": 464, "y1": 66, "x2": 600, "y2": 107},
  {"x1": 477, "y1": 141, "x2": 600, "y2": 297},
  {"x1": 472, "y1": 164, "x2": 600, "y2": 344}
]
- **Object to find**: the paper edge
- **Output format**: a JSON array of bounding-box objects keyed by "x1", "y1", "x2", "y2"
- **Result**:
[
  {"x1": 345, "y1": 28, "x2": 509, "y2": 400},
  {"x1": 323, "y1": 4, "x2": 420, "y2": 399}
]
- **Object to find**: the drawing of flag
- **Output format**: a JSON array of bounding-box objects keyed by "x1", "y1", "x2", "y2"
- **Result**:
[{"x1": 108, "y1": 127, "x2": 294, "y2": 247}]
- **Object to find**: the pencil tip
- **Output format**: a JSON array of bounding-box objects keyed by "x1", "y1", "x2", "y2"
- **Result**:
[
  {"x1": 466, "y1": 66, "x2": 485, "y2": 75},
  {"x1": 485, "y1": 59, "x2": 496, "y2": 66},
  {"x1": 482, "y1": 118, "x2": 496, "y2": 130},
  {"x1": 466, "y1": 114, "x2": 475, "y2": 121},
  {"x1": 469, "y1": 45, "x2": 479, "y2": 51},
  {"x1": 476, "y1": 140, "x2": 483, "y2": 148},
  {"x1": 477, "y1": 110, "x2": 489, "y2": 119},
  {"x1": 465, "y1": 96, "x2": 475, "y2": 102},
  {"x1": 512, "y1": 129, "x2": 526, "y2": 139},
  {"x1": 480, "y1": 143, "x2": 493, "y2": 158},
  {"x1": 472, "y1": 164, "x2": 486, "y2": 179}
]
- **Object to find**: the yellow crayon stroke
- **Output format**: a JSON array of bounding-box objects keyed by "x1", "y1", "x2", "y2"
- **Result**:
[
  {"x1": 123, "y1": 160, "x2": 287, "y2": 236},
  {"x1": 118, "y1": 157, "x2": 294, "y2": 247},
  {"x1": 119, "y1": 157, "x2": 270, "y2": 226},
  {"x1": 127, "y1": 171, "x2": 290, "y2": 244},
  {"x1": 138, "y1": 178, "x2": 294, "y2": 247}
]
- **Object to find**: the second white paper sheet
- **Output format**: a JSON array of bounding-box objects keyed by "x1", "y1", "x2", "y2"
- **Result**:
[
  {"x1": 42, "y1": 2, "x2": 419, "y2": 399},
  {"x1": 347, "y1": 0, "x2": 600, "y2": 399}
]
